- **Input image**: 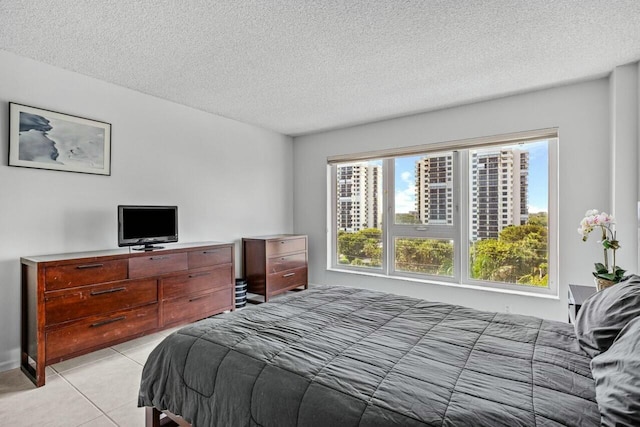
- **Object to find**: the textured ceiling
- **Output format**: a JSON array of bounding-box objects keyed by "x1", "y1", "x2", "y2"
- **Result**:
[{"x1": 1, "y1": 1, "x2": 640, "y2": 136}]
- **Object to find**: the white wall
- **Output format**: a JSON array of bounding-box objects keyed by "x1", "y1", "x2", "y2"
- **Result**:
[
  {"x1": 0, "y1": 50, "x2": 294, "y2": 371},
  {"x1": 610, "y1": 63, "x2": 639, "y2": 273},
  {"x1": 293, "y1": 76, "x2": 623, "y2": 322}
]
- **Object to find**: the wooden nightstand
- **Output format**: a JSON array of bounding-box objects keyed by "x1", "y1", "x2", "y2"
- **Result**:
[
  {"x1": 242, "y1": 235, "x2": 308, "y2": 303},
  {"x1": 568, "y1": 284, "x2": 596, "y2": 324}
]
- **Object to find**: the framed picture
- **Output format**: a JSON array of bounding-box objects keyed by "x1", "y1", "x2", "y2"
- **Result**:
[{"x1": 9, "y1": 103, "x2": 111, "y2": 176}]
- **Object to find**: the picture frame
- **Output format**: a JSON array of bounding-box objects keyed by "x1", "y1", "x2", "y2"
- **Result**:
[{"x1": 8, "y1": 103, "x2": 112, "y2": 176}]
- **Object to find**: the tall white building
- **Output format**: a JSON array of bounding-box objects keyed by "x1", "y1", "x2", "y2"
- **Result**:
[
  {"x1": 415, "y1": 154, "x2": 454, "y2": 225},
  {"x1": 412, "y1": 149, "x2": 529, "y2": 240},
  {"x1": 336, "y1": 162, "x2": 382, "y2": 232},
  {"x1": 471, "y1": 148, "x2": 529, "y2": 240},
  {"x1": 338, "y1": 150, "x2": 528, "y2": 237}
]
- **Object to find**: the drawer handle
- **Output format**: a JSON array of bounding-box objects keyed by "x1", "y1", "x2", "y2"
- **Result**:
[
  {"x1": 189, "y1": 272, "x2": 211, "y2": 279},
  {"x1": 76, "y1": 263, "x2": 104, "y2": 270},
  {"x1": 189, "y1": 296, "x2": 206, "y2": 302},
  {"x1": 203, "y1": 250, "x2": 219, "y2": 254},
  {"x1": 90, "y1": 287, "x2": 126, "y2": 296},
  {"x1": 150, "y1": 256, "x2": 169, "y2": 260},
  {"x1": 283, "y1": 272, "x2": 295, "y2": 278},
  {"x1": 90, "y1": 316, "x2": 126, "y2": 328}
]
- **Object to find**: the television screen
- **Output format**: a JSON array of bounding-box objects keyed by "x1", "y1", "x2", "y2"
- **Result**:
[{"x1": 118, "y1": 205, "x2": 178, "y2": 249}]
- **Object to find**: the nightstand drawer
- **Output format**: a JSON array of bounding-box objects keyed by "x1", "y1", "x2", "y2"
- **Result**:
[
  {"x1": 188, "y1": 246, "x2": 232, "y2": 269},
  {"x1": 45, "y1": 279, "x2": 157, "y2": 324},
  {"x1": 129, "y1": 253, "x2": 188, "y2": 278},
  {"x1": 267, "y1": 252, "x2": 306, "y2": 273},
  {"x1": 266, "y1": 237, "x2": 306, "y2": 257},
  {"x1": 267, "y1": 267, "x2": 307, "y2": 292},
  {"x1": 45, "y1": 260, "x2": 128, "y2": 291}
]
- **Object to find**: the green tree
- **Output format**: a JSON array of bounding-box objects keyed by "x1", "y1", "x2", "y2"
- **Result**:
[
  {"x1": 470, "y1": 222, "x2": 548, "y2": 286},
  {"x1": 363, "y1": 240, "x2": 383, "y2": 266},
  {"x1": 340, "y1": 219, "x2": 548, "y2": 286},
  {"x1": 499, "y1": 224, "x2": 547, "y2": 243},
  {"x1": 395, "y1": 238, "x2": 453, "y2": 276},
  {"x1": 527, "y1": 212, "x2": 548, "y2": 227},
  {"x1": 395, "y1": 213, "x2": 421, "y2": 224},
  {"x1": 337, "y1": 228, "x2": 382, "y2": 267},
  {"x1": 337, "y1": 231, "x2": 367, "y2": 263},
  {"x1": 360, "y1": 228, "x2": 382, "y2": 239}
]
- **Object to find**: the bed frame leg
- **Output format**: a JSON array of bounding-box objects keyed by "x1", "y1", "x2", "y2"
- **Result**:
[
  {"x1": 146, "y1": 407, "x2": 161, "y2": 427},
  {"x1": 145, "y1": 406, "x2": 191, "y2": 427}
]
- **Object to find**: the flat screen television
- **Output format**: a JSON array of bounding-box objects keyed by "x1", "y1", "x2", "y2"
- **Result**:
[{"x1": 118, "y1": 205, "x2": 178, "y2": 250}]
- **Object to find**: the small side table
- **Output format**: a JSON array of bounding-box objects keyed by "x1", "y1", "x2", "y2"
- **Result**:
[
  {"x1": 568, "y1": 284, "x2": 597, "y2": 323},
  {"x1": 242, "y1": 234, "x2": 308, "y2": 303}
]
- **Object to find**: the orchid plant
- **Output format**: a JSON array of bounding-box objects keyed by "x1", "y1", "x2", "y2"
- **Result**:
[{"x1": 578, "y1": 209, "x2": 626, "y2": 283}]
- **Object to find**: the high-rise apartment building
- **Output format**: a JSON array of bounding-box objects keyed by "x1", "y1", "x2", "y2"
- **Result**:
[
  {"x1": 414, "y1": 154, "x2": 454, "y2": 225},
  {"x1": 471, "y1": 149, "x2": 529, "y2": 240},
  {"x1": 336, "y1": 162, "x2": 382, "y2": 232},
  {"x1": 337, "y1": 150, "x2": 528, "y2": 237},
  {"x1": 412, "y1": 149, "x2": 528, "y2": 240}
]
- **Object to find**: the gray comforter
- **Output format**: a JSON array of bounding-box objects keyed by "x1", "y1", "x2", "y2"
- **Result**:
[{"x1": 138, "y1": 285, "x2": 600, "y2": 426}]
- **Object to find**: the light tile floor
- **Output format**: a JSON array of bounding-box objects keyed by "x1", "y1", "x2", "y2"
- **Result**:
[{"x1": 0, "y1": 326, "x2": 182, "y2": 427}]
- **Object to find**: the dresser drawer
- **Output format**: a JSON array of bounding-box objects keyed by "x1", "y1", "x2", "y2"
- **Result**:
[
  {"x1": 266, "y1": 237, "x2": 306, "y2": 257},
  {"x1": 267, "y1": 252, "x2": 307, "y2": 274},
  {"x1": 129, "y1": 253, "x2": 188, "y2": 278},
  {"x1": 45, "y1": 260, "x2": 128, "y2": 291},
  {"x1": 267, "y1": 267, "x2": 307, "y2": 293},
  {"x1": 45, "y1": 304, "x2": 158, "y2": 362},
  {"x1": 45, "y1": 279, "x2": 157, "y2": 325},
  {"x1": 162, "y1": 265, "x2": 232, "y2": 300},
  {"x1": 162, "y1": 287, "x2": 232, "y2": 326},
  {"x1": 188, "y1": 246, "x2": 232, "y2": 269}
]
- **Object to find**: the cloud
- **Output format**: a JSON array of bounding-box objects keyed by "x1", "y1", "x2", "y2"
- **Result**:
[
  {"x1": 395, "y1": 184, "x2": 416, "y2": 213},
  {"x1": 528, "y1": 204, "x2": 547, "y2": 213},
  {"x1": 394, "y1": 170, "x2": 417, "y2": 213}
]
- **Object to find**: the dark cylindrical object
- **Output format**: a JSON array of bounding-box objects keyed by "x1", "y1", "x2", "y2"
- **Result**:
[{"x1": 235, "y1": 278, "x2": 248, "y2": 308}]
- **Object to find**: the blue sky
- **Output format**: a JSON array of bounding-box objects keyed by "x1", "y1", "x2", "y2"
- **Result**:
[
  {"x1": 523, "y1": 141, "x2": 548, "y2": 212},
  {"x1": 394, "y1": 140, "x2": 549, "y2": 213}
]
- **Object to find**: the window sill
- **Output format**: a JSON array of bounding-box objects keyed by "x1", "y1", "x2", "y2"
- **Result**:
[{"x1": 326, "y1": 267, "x2": 559, "y2": 300}]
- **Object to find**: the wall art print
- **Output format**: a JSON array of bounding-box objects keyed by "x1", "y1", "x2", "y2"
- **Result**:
[{"x1": 9, "y1": 103, "x2": 111, "y2": 175}]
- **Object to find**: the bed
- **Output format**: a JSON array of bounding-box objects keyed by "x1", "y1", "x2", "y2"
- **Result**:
[{"x1": 138, "y1": 282, "x2": 640, "y2": 426}]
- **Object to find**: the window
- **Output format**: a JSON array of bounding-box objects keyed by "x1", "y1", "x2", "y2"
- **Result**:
[
  {"x1": 328, "y1": 129, "x2": 557, "y2": 295},
  {"x1": 335, "y1": 160, "x2": 383, "y2": 268}
]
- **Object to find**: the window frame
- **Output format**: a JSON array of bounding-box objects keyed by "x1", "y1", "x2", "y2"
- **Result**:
[
  {"x1": 387, "y1": 153, "x2": 460, "y2": 283},
  {"x1": 327, "y1": 129, "x2": 558, "y2": 296}
]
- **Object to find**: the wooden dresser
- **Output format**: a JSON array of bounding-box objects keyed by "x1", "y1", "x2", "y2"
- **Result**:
[
  {"x1": 242, "y1": 235, "x2": 308, "y2": 302},
  {"x1": 21, "y1": 241, "x2": 234, "y2": 387}
]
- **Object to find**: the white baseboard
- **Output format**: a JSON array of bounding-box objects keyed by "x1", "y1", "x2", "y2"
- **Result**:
[{"x1": 0, "y1": 348, "x2": 20, "y2": 373}]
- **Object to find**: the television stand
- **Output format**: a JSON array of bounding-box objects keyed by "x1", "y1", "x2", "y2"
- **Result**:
[
  {"x1": 20, "y1": 241, "x2": 235, "y2": 387},
  {"x1": 133, "y1": 244, "x2": 165, "y2": 251}
]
